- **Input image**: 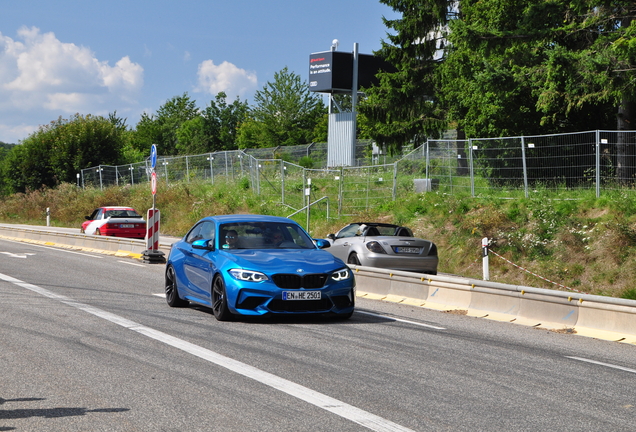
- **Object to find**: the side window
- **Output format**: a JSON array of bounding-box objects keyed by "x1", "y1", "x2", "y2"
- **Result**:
[
  {"x1": 186, "y1": 222, "x2": 215, "y2": 245},
  {"x1": 337, "y1": 224, "x2": 360, "y2": 239},
  {"x1": 200, "y1": 222, "x2": 215, "y2": 244},
  {"x1": 96, "y1": 209, "x2": 106, "y2": 220},
  {"x1": 186, "y1": 223, "x2": 203, "y2": 244}
]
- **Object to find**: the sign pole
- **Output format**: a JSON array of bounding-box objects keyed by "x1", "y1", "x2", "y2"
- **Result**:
[{"x1": 143, "y1": 145, "x2": 165, "y2": 264}]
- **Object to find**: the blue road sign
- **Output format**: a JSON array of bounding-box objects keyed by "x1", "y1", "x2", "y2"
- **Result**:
[{"x1": 150, "y1": 144, "x2": 157, "y2": 169}]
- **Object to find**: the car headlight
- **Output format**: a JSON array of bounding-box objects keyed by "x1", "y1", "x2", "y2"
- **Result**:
[
  {"x1": 331, "y1": 268, "x2": 350, "y2": 281},
  {"x1": 365, "y1": 241, "x2": 387, "y2": 254},
  {"x1": 228, "y1": 269, "x2": 269, "y2": 282}
]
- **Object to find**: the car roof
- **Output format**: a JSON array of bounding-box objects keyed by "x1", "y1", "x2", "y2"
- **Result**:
[
  {"x1": 99, "y1": 206, "x2": 136, "y2": 210},
  {"x1": 198, "y1": 214, "x2": 296, "y2": 224}
]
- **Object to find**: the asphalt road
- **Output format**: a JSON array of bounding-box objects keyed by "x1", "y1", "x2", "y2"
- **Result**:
[{"x1": 1, "y1": 237, "x2": 635, "y2": 431}]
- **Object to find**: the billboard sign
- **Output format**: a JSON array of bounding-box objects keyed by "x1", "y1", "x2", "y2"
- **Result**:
[
  {"x1": 309, "y1": 51, "x2": 353, "y2": 93},
  {"x1": 309, "y1": 51, "x2": 393, "y2": 94}
]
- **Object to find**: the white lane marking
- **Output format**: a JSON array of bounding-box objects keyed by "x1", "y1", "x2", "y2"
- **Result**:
[
  {"x1": 566, "y1": 356, "x2": 636, "y2": 374},
  {"x1": 0, "y1": 238, "x2": 103, "y2": 258},
  {"x1": 118, "y1": 260, "x2": 145, "y2": 267},
  {"x1": 0, "y1": 272, "x2": 418, "y2": 432},
  {"x1": 0, "y1": 252, "x2": 35, "y2": 258},
  {"x1": 356, "y1": 310, "x2": 446, "y2": 330}
]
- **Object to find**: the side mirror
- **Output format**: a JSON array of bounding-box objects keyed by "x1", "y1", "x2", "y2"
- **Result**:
[
  {"x1": 85, "y1": 216, "x2": 91, "y2": 220},
  {"x1": 327, "y1": 233, "x2": 336, "y2": 240},
  {"x1": 314, "y1": 239, "x2": 331, "y2": 249},
  {"x1": 192, "y1": 239, "x2": 214, "y2": 251}
]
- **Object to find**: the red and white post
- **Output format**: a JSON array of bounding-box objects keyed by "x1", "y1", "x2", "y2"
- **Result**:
[{"x1": 146, "y1": 208, "x2": 160, "y2": 251}]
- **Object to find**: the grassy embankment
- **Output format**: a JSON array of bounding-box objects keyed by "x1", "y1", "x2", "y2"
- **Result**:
[{"x1": 1, "y1": 180, "x2": 636, "y2": 300}]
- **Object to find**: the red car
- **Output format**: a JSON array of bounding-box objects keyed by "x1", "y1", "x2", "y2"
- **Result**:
[{"x1": 81, "y1": 206, "x2": 146, "y2": 239}]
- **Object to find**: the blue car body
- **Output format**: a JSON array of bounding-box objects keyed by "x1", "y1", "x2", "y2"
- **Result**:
[{"x1": 165, "y1": 215, "x2": 355, "y2": 320}]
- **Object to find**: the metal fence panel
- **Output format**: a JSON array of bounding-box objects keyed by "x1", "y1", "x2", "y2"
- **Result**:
[{"x1": 80, "y1": 130, "x2": 636, "y2": 214}]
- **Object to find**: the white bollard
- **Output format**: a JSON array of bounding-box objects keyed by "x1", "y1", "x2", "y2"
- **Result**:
[{"x1": 482, "y1": 237, "x2": 489, "y2": 281}]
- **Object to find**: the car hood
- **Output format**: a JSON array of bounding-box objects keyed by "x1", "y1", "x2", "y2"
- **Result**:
[{"x1": 221, "y1": 249, "x2": 346, "y2": 274}]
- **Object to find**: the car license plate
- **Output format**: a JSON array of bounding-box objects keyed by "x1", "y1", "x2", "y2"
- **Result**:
[
  {"x1": 282, "y1": 291, "x2": 321, "y2": 301},
  {"x1": 395, "y1": 246, "x2": 421, "y2": 254},
  {"x1": 120, "y1": 224, "x2": 135, "y2": 228}
]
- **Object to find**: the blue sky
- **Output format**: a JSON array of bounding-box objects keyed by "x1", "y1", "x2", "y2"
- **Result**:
[{"x1": 0, "y1": 1, "x2": 398, "y2": 144}]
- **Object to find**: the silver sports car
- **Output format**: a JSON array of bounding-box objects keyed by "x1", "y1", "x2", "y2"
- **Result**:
[{"x1": 325, "y1": 222, "x2": 438, "y2": 275}]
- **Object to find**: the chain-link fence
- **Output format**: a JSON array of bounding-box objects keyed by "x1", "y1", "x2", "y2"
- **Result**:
[{"x1": 81, "y1": 130, "x2": 636, "y2": 215}]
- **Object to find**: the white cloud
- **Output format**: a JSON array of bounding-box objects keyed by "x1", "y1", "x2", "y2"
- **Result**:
[
  {"x1": 195, "y1": 59, "x2": 257, "y2": 100},
  {"x1": 0, "y1": 26, "x2": 144, "y2": 142}
]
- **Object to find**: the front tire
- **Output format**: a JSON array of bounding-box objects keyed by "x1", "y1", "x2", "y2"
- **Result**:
[
  {"x1": 347, "y1": 253, "x2": 361, "y2": 265},
  {"x1": 212, "y1": 276, "x2": 233, "y2": 321},
  {"x1": 165, "y1": 265, "x2": 188, "y2": 307},
  {"x1": 95, "y1": 228, "x2": 102, "y2": 236}
]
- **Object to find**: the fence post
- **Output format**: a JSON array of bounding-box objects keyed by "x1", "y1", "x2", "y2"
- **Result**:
[
  {"x1": 425, "y1": 140, "x2": 430, "y2": 180},
  {"x1": 256, "y1": 160, "x2": 261, "y2": 196},
  {"x1": 521, "y1": 136, "x2": 529, "y2": 198},
  {"x1": 469, "y1": 139, "x2": 475, "y2": 197},
  {"x1": 281, "y1": 160, "x2": 286, "y2": 206},
  {"x1": 339, "y1": 167, "x2": 344, "y2": 216},
  {"x1": 596, "y1": 130, "x2": 601, "y2": 198},
  {"x1": 208, "y1": 153, "x2": 215, "y2": 184},
  {"x1": 392, "y1": 162, "x2": 398, "y2": 201},
  {"x1": 366, "y1": 166, "x2": 370, "y2": 210}
]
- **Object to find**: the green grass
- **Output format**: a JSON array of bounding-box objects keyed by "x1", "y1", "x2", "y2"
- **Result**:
[{"x1": 2, "y1": 180, "x2": 636, "y2": 300}]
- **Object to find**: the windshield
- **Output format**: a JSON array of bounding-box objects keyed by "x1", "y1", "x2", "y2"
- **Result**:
[
  {"x1": 106, "y1": 209, "x2": 141, "y2": 218},
  {"x1": 219, "y1": 222, "x2": 315, "y2": 250}
]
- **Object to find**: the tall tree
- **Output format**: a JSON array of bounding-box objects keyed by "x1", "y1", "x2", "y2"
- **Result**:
[
  {"x1": 175, "y1": 92, "x2": 249, "y2": 154},
  {"x1": 358, "y1": 0, "x2": 451, "y2": 154},
  {"x1": 440, "y1": 0, "x2": 636, "y2": 181},
  {"x1": 238, "y1": 67, "x2": 326, "y2": 148},
  {"x1": 133, "y1": 93, "x2": 200, "y2": 156},
  {"x1": 1, "y1": 114, "x2": 124, "y2": 193},
  {"x1": 202, "y1": 92, "x2": 249, "y2": 152}
]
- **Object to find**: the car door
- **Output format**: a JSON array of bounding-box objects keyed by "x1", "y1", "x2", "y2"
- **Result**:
[
  {"x1": 85, "y1": 208, "x2": 106, "y2": 234},
  {"x1": 329, "y1": 223, "x2": 362, "y2": 262},
  {"x1": 181, "y1": 221, "x2": 217, "y2": 303}
]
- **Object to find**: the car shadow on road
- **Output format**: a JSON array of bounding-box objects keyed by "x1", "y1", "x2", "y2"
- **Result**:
[
  {"x1": 188, "y1": 304, "x2": 394, "y2": 325},
  {"x1": 0, "y1": 396, "x2": 129, "y2": 422}
]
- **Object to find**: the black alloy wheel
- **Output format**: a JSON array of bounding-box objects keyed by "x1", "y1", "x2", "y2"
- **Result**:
[
  {"x1": 165, "y1": 265, "x2": 188, "y2": 307},
  {"x1": 212, "y1": 276, "x2": 233, "y2": 321}
]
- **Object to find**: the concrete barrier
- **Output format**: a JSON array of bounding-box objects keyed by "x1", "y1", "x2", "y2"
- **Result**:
[
  {"x1": 0, "y1": 224, "x2": 172, "y2": 257},
  {"x1": 574, "y1": 296, "x2": 636, "y2": 343},
  {"x1": 351, "y1": 264, "x2": 636, "y2": 344},
  {"x1": 2, "y1": 224, "x2": 636, "y2": 344},
  {"x1": 467, "y1": 280, "x2": 520, "y2": 322},
  {"x1": 511, "y1": 287, "x2": 579, "y2": 329}
]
